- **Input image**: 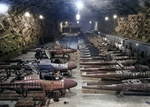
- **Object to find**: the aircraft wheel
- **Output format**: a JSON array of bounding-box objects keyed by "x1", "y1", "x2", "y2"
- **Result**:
[
  {"x1": 53, "y1": 91, "x2": 60, "y2": 102},
  {"x1": 60, "y1": 89, "x2": 66, "y2": 97},
  {"x1": 67, "y1": 55, "x2": 70, "y2": 61},
  {"x1": 22, "y1": 90, "x2": 28, "y2": 97},
  {"x1": 68, "y1": 70, "x2": 72, "y2": 77}
]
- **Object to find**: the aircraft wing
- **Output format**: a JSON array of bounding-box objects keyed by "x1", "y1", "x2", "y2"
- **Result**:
[
  {"x1": 28, "y1": 62, "x2": 40, "y2": 74},
  {"x1": 45, "y1": 49, "x2": 51, "y2": 59}
]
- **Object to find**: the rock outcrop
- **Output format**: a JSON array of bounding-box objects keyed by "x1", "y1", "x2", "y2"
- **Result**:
[
  {"x1": 0, "y1": 13, "x2": 43, "y2": 61},
  {"x1": 115, "y1": 7, "x2": 150, "y2": 42},
  {"x1": 0, "y1": 0, "x2": 74, "y2": 61}
]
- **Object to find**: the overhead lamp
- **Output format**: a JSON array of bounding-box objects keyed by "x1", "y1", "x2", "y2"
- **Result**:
[
  {"x1": 0, "y1": 4, "x2": 9, "y2": 14},
  {"x1": 76, "y1": 14, "x2": 80, "y2": 20},
  {"x1": 76, "y1": 1, "x2": 84, "y2": 10},
  {"x1": 39, "y1": 15, "x2": 44, "y2": 19},
  {"x1": 89, "y1": 21, "x2": 92, "y2": 24},
  {"x1": 105, "y1": 17, "x2": 109, "y2": 21},
  {"x1": 77, "y1": 21, "x2": 79, "y2": 24},
  {"x1": 25, "y1": 12, "x2": 30, "y2": 17},
  {"x1": 113, "y1": 15, "x2": 117, "y2": 19},
  {"x1": 65, "y1": 22, "x2": 68, "y2": 24}
]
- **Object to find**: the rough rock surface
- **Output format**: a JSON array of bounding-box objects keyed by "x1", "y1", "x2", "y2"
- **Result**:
[
  {"x1": 0, "y1": 13, "x2": 43, "y2": 61},
  {"x1": 115, "y1": 7, "x2": 150, "y2": 42}
]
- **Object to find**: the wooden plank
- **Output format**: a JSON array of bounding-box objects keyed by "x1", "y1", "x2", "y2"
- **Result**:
[
  {"x1": 117, "y1": 62, "x2": 124, "y2": 68},
  {"x1": 0, "y1": 97, "x2": 20, "y2": 101},
  {"x1": 15, "y1": 97, "x2": 34, "y2": 107}
]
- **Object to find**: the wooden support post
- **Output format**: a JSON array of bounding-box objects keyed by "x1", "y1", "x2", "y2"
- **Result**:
[{"x1": 42, "y1": 84, "x2": 46, "y2": 105}]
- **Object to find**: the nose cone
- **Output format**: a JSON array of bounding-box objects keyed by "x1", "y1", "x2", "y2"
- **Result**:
[
  {"x1": 68, "y1": 63, "x2": 77, "y2": 70},
  {"x1": 64, "y1": 79, "x2": 77, "y2": 89},
  {"x1": 72, "y1": 49, "x2": 77, "y2": 53}
]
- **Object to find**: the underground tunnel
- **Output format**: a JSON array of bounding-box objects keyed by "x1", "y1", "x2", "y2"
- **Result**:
[{"x1": 0, "y1": 0, "x2": 150, "y2": 107}]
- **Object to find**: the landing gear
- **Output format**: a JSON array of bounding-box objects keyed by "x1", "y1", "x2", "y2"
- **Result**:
[
  {"x1": 68, "y1": 70, "x2": 72, "y2": 77},
  {"x1": 53, "y1": 90, "x2": 60, "y2": 102},
  {"x1": 35, "y1": 51, "x2": 43, "y2": 59},
  {"x1": 115, "y1": 91, "x2": 124, "y2": 98},
  {"x1": 60, "y1": 89, "x2": 66, "y2": 97},
  {"x1": 22, "y1": 90, "x2": 28, "y2": 97}
]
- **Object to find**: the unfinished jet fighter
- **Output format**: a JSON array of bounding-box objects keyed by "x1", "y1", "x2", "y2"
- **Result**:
[
  {"x1": 24, "y1": 59, "x2": 77, "y2": 71},
  {"x1": 24, "y1": 42, "x2": 77, "y2": 60},
  {"x1": 28, "y1": 60, "x2": 76, "y2": 79},
  {"x1": 34, "y1": 45, "x2": 77, "y2": 59},
  {"x1": 80, "y1": 59, "x2": 137, "y2": 65},
  {"x1": 80, "y1": 64, "x2": 149, "y2": 73},
  {"x1": 22, "y1": 59, "x2": 77, "y2": 77},
  {"x1": 81, "y1": 70, "x2": 150, "y2": 80},
  {"x1": 82, "y1": 79, "x2": 150, "y2": 95},
  {"x1": 0, "y1": 59, "x2": 77, "y2": 78},
  {"x1": 0, "y1": 73, "x2": 77, "y2": 101}
]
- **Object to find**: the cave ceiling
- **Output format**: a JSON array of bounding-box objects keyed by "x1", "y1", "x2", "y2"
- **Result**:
[{"x1": 0, "y1": 0, "x2": 149, "y2": 22}]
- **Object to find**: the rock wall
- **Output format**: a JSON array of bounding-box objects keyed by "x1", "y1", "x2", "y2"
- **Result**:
[
  {"x1": 0, "y1": 13, "x2": 42, "y2": 61},
  {"x1": 98, "y1": 19, "x2": 118, "y2": 35},
  {"x1": 115, "y1": 7, "x2": 150, "y2": 42}
]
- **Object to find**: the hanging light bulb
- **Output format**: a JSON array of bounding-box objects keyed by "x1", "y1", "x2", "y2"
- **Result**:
[
  {"x1": 39, "y1": 15, "x2": 44, "y2": 19},
  {"x1": 25, "y1": 12, "x2": 30, "y2": 17},
  {"x1": 0, "y1": 4, "x2": 9, "y2": 14}
]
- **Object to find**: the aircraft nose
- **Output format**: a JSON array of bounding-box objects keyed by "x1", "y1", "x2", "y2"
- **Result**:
[
  {"x1": 64, "y1": 79, "x2": 77, "y2": 89},
  {"x1": 68, "y1": 63, "x2": 77, "y2": 70},
  {"x1": 72, "y1": 49, "x2": 77, "y2": 53}
]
